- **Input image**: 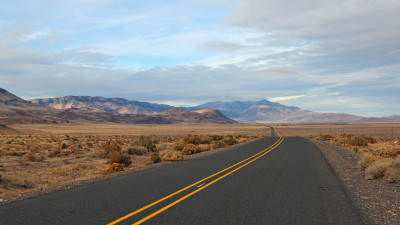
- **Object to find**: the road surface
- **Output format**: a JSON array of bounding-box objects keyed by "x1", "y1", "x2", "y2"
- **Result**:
[{"x1": 0, "y1": 137, "x2": 369, "y2": 224}]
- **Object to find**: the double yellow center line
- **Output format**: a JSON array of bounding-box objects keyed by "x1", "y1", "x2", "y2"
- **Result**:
[{"x1": 108, "y1": 136, "x2": 284, "y2": 225}]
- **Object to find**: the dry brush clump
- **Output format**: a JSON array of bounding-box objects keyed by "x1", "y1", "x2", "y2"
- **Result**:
[
  {"x1": 0, "y1": 133, "x2": 264, "y2": 197},
  {"x1": 312, "y1": 133, "x2": 400, "y2": 183},
  {"x1": 159, "y1": 150, "x2": 184, "y2": 161}
]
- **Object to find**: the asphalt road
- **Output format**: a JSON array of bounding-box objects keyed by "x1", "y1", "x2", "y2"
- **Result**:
[{"x1": 0, "y1": 137, "x2": 369, "y2": 225}]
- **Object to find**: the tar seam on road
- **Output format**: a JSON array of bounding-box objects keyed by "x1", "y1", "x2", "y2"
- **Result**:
[{"x1": 108, "y1": 137, "x2": 284, "y2": 225}]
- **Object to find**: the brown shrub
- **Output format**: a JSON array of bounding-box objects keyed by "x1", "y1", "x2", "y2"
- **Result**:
[
  {"x1": 212, "y1": 141, "x2": 226, "y2": 149},
  {"x1": 27, "y1": 153, "x2": 45, "y2": 162},
  {"x1": 365, "y1": 159, "x2": 391, "y2": 179},
  {"x1": 59, "y1": 143, "x2": 68, "y2": 149},
  {"x1": 72, "y1": 163, "x2": 88, "y2": 171},
  {"x1": 101, "y1": 142, "x2": 121, "y2": 158},
  {"x1": 222, "y1": 136, "x2": 238, "y2": 146},
  {"x1": 182, "y1": 144, "x2": 201, "y2": 155},
  {"x1": 47, "y1": 149, "x2": 61, "y2": 157},
  {"x1": 159, "y1": 150, "x2": 184, "y2": 161},
  {"x1": 371, "y1": 147, "x2": 400, "y2": 158},
  {"x1": 103, "y1": 163, "x2": 124, "y2": 175},
  {"x1": 173, "y1": 138, "x2": 187, "y2": 151},
  {"x1": 198, "y1": 144, "x2": 211, "y2": 152},
  {"x1": 150, "y1": 153, "x2": 161, "y2": 164},
  {"x1": 200, "y1": 136, "x2": 213, "y2": 144},
  {"x1": 138, "y1": 136, "x2": 156, "y2": 152},
  {"x1": 109, "y1": 151, "x2": 132, "y2": 166},
  {"x1": 357, "y1": 154, "x2": 381, "y2": 171},
  {"x1": 315, "y1": 134, "x2": 335, "y2": 141},
  {"x1": 384, "y1": 167, "x2": 400, "y2": 183},
  {"x1": 349, "y1": 136, "x2": 368, "y2": 146}
]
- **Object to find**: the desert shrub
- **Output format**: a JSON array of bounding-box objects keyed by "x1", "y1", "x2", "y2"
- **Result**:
[
  {"x1": 198, "y1": 144, "x2": 211, "y2": 152},
  {"x1": 200, "y1": 135, "x2": 213, "y2": 144},
  {"x1": 384, "y1": 162, "x2": 400, "y2": 183},
  {"x1": 103, "y1": 163, "x2": 124, "y2": 175},
  {"x1": 315, "y1": 134, "x2": 335, "y2": 141},
  {"x1": 357, "y1": 155, "x2": 381, "y2": 171},
  {"x1": 47, "y1": 149, "x2": 61, "y2": 157},
  {"x1": 155, "y1": 143, "x2": 168, "y2": 152},
  {"x1": 159, "y1": 150, "x2": 184, "y2": 161},
  {"x1": 138, "y1": 136, "x2": 156, "y2": 152},
  {"x1": 362, "y1": 136, "x2": 377, "y2": 144},
  {"x1": 349, "y1": 136, "x2": 368, "y2": 147},
  {"x1": 173, "y1": 139, "x2": 186, "y2": 151},
  {"x1": 371, "y1": 147, "x2": 400, "y2": 158},
  {"x1": 150, "y1": 153, "x2": 161, "y2": 164},
  {"x1": 222, "y1": 136, "x2": 238, "y2": 146},
  {"x1": 125, "y1": 146, "x2": 148, "y2": 155},
  {"x1": 101, "y1": 142, "x2": 121, "y2": 158},
  {"x1": 59, "y1": 143, "x2": 68, "y2": 149},
  {"x1": 212, "y1": 141, "x2": 226, "y2": 149},
  {"x1": 72, "y1": 163, "x2": 88, "y2": 171},
  {"x1": 365, "y1": 159, "x2": 391, "y2": 179},
  {"x1": 211, "y1": 135, "x2": 224, "y2": 141},
  {"x1": 27, "y1": 153, "x2": 45, "y2": 162},
  {"x1": 109, "y1": 151, "x2": 132, "y2": 166},
  {"x1": 182, "y1": 135, "x2": 201, "y2": 145},
  {"x1": 182, "y1": 144, "x2": 201, "y2": 155}
]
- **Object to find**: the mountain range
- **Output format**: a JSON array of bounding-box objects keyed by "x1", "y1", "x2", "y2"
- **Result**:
[
  {"x1": 1, "y1": 87, "x2": 399, "y2": 124},
  {"x1": 29, "y1": 95, "x2": 400, "y2": 123},
  {"x1": 0, "y1": 88, "x2": 235, "y2": 125}
]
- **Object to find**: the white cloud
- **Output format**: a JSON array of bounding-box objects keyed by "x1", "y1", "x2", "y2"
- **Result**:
[{"x1": 270, "y1": 95, "x2": 305, "y2": 101}]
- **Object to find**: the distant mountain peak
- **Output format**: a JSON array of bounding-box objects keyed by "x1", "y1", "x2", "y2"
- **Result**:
[{"x1": 0, "y1": 88, "x2": 24, "y2": 102}]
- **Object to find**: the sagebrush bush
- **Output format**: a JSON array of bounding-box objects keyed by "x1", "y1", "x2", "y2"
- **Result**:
[
  {"x1": 173, "y1": 139, "x2": 186, "y2": 151},
  {"x1": 222, "y1": 136, "x2": 238, "y2": 146},
  {"x1": 138, "y1": 136, "x2": 156, "y2": 152},
  {"x1": 103, "y1": 163, "x2": 124, "y2": 174},
  {"x1": 159, "y1": 150, "x2": 184, "y2": 161},
  {"x1": 357, "y1": 154, "x2": 381, "y2": 171},
  {"x1": 101, "y1": 142, "x2": 121, "y2": 158},
  {"x1": 182, "y1": 144, "x2": 201, "y2": 155},
  {"x1": 150, "y1": 153, "x2": 161, "y2": 164},
  {"x1": 365, "y1": 159, "x2": 391, "y2": 179},
  {"x1": 212, "y1": 141, "x2": 226, "y2": 149},
  {"x1": 349, "y1": 136, "x2": 368, "y2": 147},
  {"x1": 27, "y1": 153, "x2": 45, "y2": 162},
  {"x1": 371, "y1": 148, "x2": 400, "y2": 158},
  {"x1": 109, "y1": 151, "x2": 132, "y2": 166}
]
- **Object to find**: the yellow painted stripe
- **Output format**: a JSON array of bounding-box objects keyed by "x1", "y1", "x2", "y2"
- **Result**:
[
  {"x1": 132, "y1": 137, "x2": 284, "y2": 225},
  {"x1": 108, "y1": 137, "x2": 283, "y2": 225}
]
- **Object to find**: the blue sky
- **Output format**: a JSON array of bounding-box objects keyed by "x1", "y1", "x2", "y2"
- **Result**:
[{"x1": 1, "y1": 0, "x2": 399, "y2": 117}]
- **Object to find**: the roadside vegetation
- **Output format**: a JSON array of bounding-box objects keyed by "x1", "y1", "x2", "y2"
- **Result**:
[
  {"x1": 309, "y1": 134, "x2": 400, "y2": 183},
  {"x1": 0, "y1": 133, "x2": 267, "y2": 198}
]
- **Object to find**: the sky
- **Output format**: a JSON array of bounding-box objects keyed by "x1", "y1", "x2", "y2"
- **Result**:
[{"x1": 0, "y1": 0, "x2": 399, "y2": 117}]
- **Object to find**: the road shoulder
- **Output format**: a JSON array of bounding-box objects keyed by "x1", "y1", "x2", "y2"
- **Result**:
[{"x1": 310, "y1": 138, "x2": 400, "y2": 225}]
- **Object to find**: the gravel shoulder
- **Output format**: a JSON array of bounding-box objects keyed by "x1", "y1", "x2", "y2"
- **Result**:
[{"x1": 310, "y1": 138, "x2": 400, "y2": 225}]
